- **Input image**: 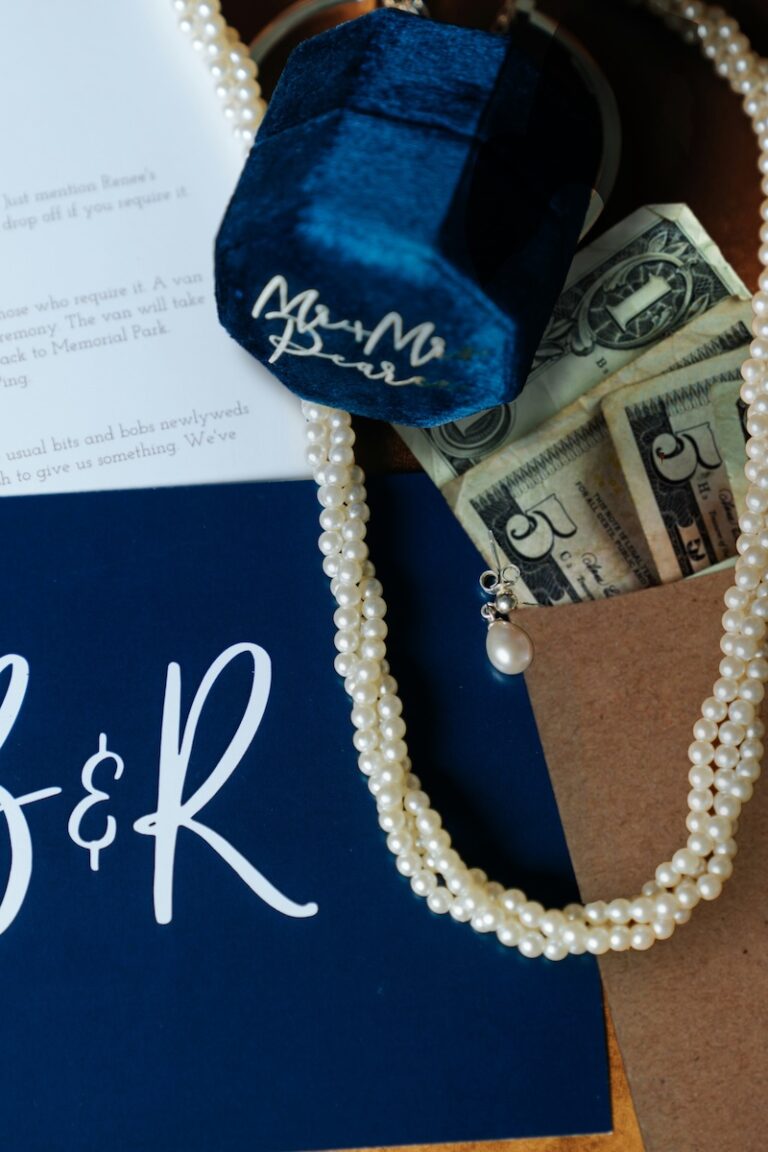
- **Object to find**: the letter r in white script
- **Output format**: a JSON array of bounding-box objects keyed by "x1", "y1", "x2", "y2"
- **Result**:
[
  {"x1": 134, "y1": 643, "x2": 318, "y2": 925},
  {"x1": 0, "y1": 654, "x2": 62, "y2": 936}
]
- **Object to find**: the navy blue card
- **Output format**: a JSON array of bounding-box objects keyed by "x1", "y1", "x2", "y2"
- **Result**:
[{"x1": 0, "y1": 474, "x2": 610, "y2": 1151}]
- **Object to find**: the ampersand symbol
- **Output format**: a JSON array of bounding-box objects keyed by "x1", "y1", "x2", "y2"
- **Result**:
[{"x1": 67, "y1": 733, "x2": 124, "y2": 871}]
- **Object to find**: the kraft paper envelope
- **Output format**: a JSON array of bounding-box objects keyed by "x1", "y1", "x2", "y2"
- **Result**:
[{"x1": 522, "y1": 568, "x2": 768, "y2": 1152}]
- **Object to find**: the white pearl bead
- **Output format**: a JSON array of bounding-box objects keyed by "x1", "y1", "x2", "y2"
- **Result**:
[
  {"x1": 351, "y1": 704, "x2": 376, "y2": 730},
  {"x1": 739, "y1": 679, "x2": 765, "y2": 704},
  {"x1": 485, "y1": 620, "x2": 534, "y2": 675},
  {"x1": 713, "y1": 677, "x2": 739, "y2": 701},
  {"x1": 688, "y1": 763, "x2": 715, "y2": 789},
  {"x1": 334, "y1": 652, "x2": 355, "y2": 677},
  {"x1": 540, "y1": 910, "x2": 567, "y2": 937},
  {"x1": 718, "y1": 718, "x2": 741, "y2": 746},
  {"x1": 673, "y1": 848, "x2": 702, "y2": 876},
  {"x1": 472, "y1": 908, "x2": 499, "y2": 934},
  {"x1": 361, "y1": 752, "x2": 385, "y2": 777},
  {"x1": 382, "y1": 716, "x2": 406, "y2": 741},
  {"x1": 706, "y1": 815, "x2": 734, "y2": 842},
  {"x1": 518, "y1": 933, "x2": 545, "y2": 959},
  {"x1": 519, "y1": 900, "x2": 544, "y2": 929},
  {"x1": 386, "y1": 830, "x2": 413, "y2": 855},
  {"x1": 496, "y1": 923, "x2": 522, "y2": 947},
  {"x1": 688, "y1": 739, "x2": 715, "y2": 764},
  {"x1": 427, "y1": 888, "x2": 452, "y2": 914},
  {"x1": 425, "y1": 831, "x2": 450, "y2": 855},
  {"x1": 737, "y1": 757, "x2": 761, "y2": 781},
  {"x1": 608, "y1": 926, "x2": 631, "y2": 952},
  {"x1": 562, "y1": 922, "x2": 588, "y2": 951},
  {"x1": 405, "y1": 789, "x2": 430, "y2": 813},
  {"x1": 607, "y1": 898, "x2": 631, "y2": 924},
  {"x1": 728, "y1": 698, "x2": 754, "y2": 725},
  {"x1": 654, "y1": 892, "x2": 679, "y2": 919},
  {"x1": 730, "y1": 778, "x2": 754, "y2": 802},
  {"x1": 334, "y1": 628, "x2": 359, "y2": 654},
  {"x1": 584, "y1": 900, "x2": 608, "y2": 924},
  {"x1": 714, "y1": 793, "x2": 742, "y2": 820},
  {"x1": 501, "y1": 888, "x2": 525, "y2": 913},
  {"x1": 360, "y1": 638, "x2": 386, "y2": 661},
  {"x1": 696, "y1": 874, "x2": 723, "y2": 901},
  {"x1": 707, "y1": 855, "x2": 734, "y2": 880},
  {"x1": 629, "y1": 897, "x2": 655, "y2": 923},
  {"x1": 693, "y1": 717, "x2": 718, "y2": 742},
  {"x1": 687, "y1": 832, "x2": 714, "y2": 856},
  {"x1": 656, "y1": 862, "x2": 678, "y2": 888},
  {"x1": 333, "y1": 585, "x2": 361, "y2": 608},
  {"x1": 585, "y1": 928, "x2": 610, "y2": 955},
  {"x1": 319, "y1": 507, "x2": 344, "y2": 531},
  {"x1": 702, "y1": 695, "x2": 728, "y2": 721},
  {"x1": 688, "y1": 788, "x2": 714, "y2": 813},
  {"x1": 353, "y1": 729, "x2": 378, "y2": 753},
  {"x1": 438, "y1": 850, "x2": 461, "y2": 876},
  {"x1": 411, "y1": 870, "x2": 437, "y2": 897},
  {"x1": 449, "y1": 902, "x2": 471, "y2": 922},
  {"x1": 713, "y1": 745, "x2": 740, "y2": 770},
  {"x1": 629, "y1": 925, "x2": 655, "y2": 950},
  {"x1": 544, "y1": 940, "x2": 569, "y2": 962},
  {"x1": 351, "y1": 680, "x2": 377, "y2": 704},
  {"x1": 675, "y1": 881, "x2": 701, "y2": 910}
]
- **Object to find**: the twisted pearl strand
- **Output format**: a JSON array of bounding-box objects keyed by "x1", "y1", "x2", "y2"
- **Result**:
[
  {"x1": 173, "y1": 0, "x2": 265, "y2": 148},
  {"x1": 179, "y1": 0, "x2": 768, "y2": 958}
]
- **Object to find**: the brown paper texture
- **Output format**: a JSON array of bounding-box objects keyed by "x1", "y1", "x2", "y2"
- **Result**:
[{"x1": 522, "y1": 570, "x2": 768, "y2": 1152}]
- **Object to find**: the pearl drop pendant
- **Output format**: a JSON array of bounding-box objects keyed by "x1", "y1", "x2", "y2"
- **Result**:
[{"x1": 486, "y1": 619, "x2": 534, "y2": 675}]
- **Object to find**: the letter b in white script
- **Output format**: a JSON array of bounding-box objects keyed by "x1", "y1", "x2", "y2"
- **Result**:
[{"x1": 134, "y1": 643, "x2": 318, "y2": 925}]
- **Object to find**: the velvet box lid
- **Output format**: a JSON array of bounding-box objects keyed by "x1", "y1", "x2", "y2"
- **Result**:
[{"x1": 215, "y1": 7, "x2": 602, "y2": 426}]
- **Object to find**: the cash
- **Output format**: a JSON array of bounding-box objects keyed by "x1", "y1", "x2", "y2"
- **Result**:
[
  {"x1": 448, "y1": 343, "x2": 748, "y2": 602},
  {"x1": 398, "y1": 203, "x2": 754, "y2": 604},
  {"x1": 603, "y1": 350, "x2": 745, "y2": 582},
  {"x1": 446, "y1": 398, "x2": 660, "y2": 607},
  {"x1": 712, "y1": 373, "x2": 749, "y2": 515},
  {"x1": 584, "y1": 296, "x2": 752, "y2": 393},
  {"x1": 395, "y1": 204, "x2": 749, "y2": 488}
]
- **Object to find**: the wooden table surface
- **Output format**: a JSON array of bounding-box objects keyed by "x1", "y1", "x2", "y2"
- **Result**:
[{"x1": 222, "y1": 2, "x2": 768, "y2": 1147}]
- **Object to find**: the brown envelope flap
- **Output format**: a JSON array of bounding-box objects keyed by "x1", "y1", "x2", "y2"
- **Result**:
[{"x1": 521, "y1": 569, "x2": 768, "y2": 1152}]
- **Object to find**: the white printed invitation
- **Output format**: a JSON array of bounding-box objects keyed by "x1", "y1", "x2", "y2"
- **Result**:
[{"x1": 0, "y1": 0, "x2": 307, "y2": 494}]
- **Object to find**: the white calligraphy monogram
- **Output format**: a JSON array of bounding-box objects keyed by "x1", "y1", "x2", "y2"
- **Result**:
[
  {"x1": 0, "y1": 643, "x2": 318, "y2": 935},
  {"x1": 251, "y1": 274, "x2": 446, "y2": 387}
]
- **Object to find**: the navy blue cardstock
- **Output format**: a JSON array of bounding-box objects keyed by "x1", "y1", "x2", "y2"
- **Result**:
[{"x1": 0, "y1": 474, "x2": 610, "y2": 1150}]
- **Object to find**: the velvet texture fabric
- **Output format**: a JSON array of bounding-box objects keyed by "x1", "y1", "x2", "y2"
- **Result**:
[{"x1": 215, "y1": 8, "x2": 602, "y2": 426}]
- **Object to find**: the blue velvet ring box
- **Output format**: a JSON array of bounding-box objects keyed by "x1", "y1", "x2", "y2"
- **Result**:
[{"x1": 215, "y1": 8, "x2": 602, "y2": 427}]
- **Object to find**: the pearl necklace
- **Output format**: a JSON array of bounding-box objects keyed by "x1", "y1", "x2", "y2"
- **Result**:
[{"x1": 177, "y1": 0, "x2": 768, "y2": 959}]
